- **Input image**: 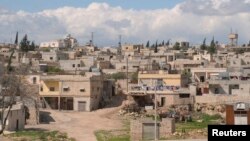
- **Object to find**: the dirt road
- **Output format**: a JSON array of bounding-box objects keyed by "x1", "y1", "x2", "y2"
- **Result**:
[{"x1": 27, "y1": 107, "x2": 123, "y2": 141}]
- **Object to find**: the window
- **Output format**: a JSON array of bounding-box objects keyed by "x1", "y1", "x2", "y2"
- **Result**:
[
  {"x1": 50, "y1": 57, "x2": 53, "y2": 60},
  {"x1": 97, "y1": 87, "x2": 100, "y2": 92},
  {"x1": 63, "y1": 87, "x2": 69, "y2": 92},
  {"x1": 77, "y1": 64, "x2": 80, "y2": 67},
  {"x1": 214, "y1": 88, "x2": 219, "y2": 94},
  {"x1": 40, "y1": 86, "x2": 43, "y2": 92},
  {"x1": 179, "y1": 94, "x2": 190, "y2": 98},
  {"x1": 80, "y1": 88, "x2": 85, "y2": 92},
  {"x1": 72, "y1": 64, "x2": 75, "y2": 68},
  {"x1": 50, "y1": 87, "x2": 55, "y2": 91},
  {"x1": 33, "y1": 77, "x2": 37, "y2": 84}
]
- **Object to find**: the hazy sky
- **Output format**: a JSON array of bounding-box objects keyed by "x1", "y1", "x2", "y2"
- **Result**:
[{"x1": 0, "y1": 0, "x2": 250, "y2": 46}]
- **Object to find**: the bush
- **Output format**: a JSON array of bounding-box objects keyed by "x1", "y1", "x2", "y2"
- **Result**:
[{"x1": 111, "y1": 72, "x2": 126, "y2": 80}]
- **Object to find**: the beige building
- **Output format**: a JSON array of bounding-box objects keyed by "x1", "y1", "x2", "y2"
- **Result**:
[
  {"x1": 0, "y1": 103, "x2": 25, "y2": 132},
  {"x1": 129, "y1": 70, "x2": 192, "y2": 107},
  {"x1": 138, "y1": 70, "x2": 189, "y2": 87},
  {"x1": 39, "y1": 73, "x2": 103, "y2": 111}
]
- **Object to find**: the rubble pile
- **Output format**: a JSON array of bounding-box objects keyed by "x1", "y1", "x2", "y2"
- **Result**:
[
  {"x1": 119, "y1": 100, "x2": 146, "y2": 119},
  {"x1": 194, "y1": 103, "x2": 226, "y2": 116}
]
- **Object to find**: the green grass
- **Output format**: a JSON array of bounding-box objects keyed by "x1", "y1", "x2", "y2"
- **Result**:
[
  {"x1": 176, "y1": 114, "x2": 222, "y2": 132},
  {"x1": 95, "y1": 130, "x2": 130, "y2": 141},
  {"x1": 95, "y1": 119, "x2": 130, "y2": 141},
  {"x1": 7, "y1": 130, "x2": 76, "y2": 141}
]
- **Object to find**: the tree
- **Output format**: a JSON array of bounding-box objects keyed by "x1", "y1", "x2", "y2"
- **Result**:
[
  {"x1": 146, "y1": 40, "x2": 150, "y2": 48},
  {"x1": 14, "y1": 32, "x2": 18, "y2": 45},
  {"x1": 207, "y1": 36, "x2": 216, "y2": 54},
  {"x1": 166, "y1": 39, "x2": 170, "y2": 46},
  {"x1": 20, "y1": 34, "x2": 30, "y2": 52},
  {"x1": 161, "y1": 40, "x2": 165, "y2": 47},
  {"x1": 0, "y1": 62, "x2": 30, "y2": 134},
  {"x1": 30, "y1": 41, "x2": 36, "y2": 51},
  {"x1": 200, "y1": 38, "x2": 207, "y2": 50},
  {"x1": 248, "y1": 40, "x2": 250, "y2": 47},
  {"x1": 154, "y1": 40, "x2": 158, "y2": 53},
  {"x1": 20, "y1": 35, "x2": 36, "y2": 52},
  {"x1": 131, "y1": 71, "x2": 138, "y2": 83},
  {"x1": 110, "y1": 72, "x2": 126, "y2": 80},
  {"x1": 173, "y1": 42, "x2": 180, "y2": 50}
]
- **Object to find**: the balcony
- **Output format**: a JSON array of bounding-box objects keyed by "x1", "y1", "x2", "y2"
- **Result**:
[
  {"x1": 128, "y1": 85, "x2": 180, "y2": 96},
  {"x1": 39, "y1": 91, "x2": 60, "y2": 96}
]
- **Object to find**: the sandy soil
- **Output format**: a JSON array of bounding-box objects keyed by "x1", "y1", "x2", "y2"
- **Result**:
[{"x1": 26, "y1": 106, "x2": 123, "y2": 141}]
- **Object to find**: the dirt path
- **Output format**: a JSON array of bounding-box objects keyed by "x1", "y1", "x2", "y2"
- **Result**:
[{"x1": 26, "y1": 107, "x2": 123, "y2": 141}]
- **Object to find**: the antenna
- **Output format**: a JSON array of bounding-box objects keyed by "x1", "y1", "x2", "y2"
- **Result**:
[
  {"x1": 118, "y1": 34, "x2": 122, "y2": 55},
  {"x1": 91, "y1": 32, "x2": 94, "y2": 46},
  {"x1": 119, "y1": 34, "x2": 122, "y2": 47}
]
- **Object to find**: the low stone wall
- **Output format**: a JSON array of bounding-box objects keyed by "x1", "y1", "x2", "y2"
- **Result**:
[{"x1": 195, "y1": 95, "x2": 250, "y2": 104}]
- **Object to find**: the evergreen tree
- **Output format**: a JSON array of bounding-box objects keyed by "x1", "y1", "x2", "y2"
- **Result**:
[
  {"x1": 248, "y1": 40, "x2": 250, "y2": 46},
  {"x1": 200, "y1": 38, "x2": 207, "y2": 50},
  {"x1": 154, "y1": 40, "x2": 158, "y2": 53},
  {"x1": 30, "y1": 41, "x2": 36, "y2": 51},
  {"x1": 166, "y1": 39, "x2": 170, "y2": 46},
  {"x1": 14, "y1": 32, "x2": 18, "y2": 45},
  {"x1": 20, "y1": 34, "x2": 30, "y2": 52},
  {"x1": 173, "y1": 42, "x2": 180, "y2": 50},
  {"x1": 162, "y1": 40, "x2": 165, "y2": 47},
  {"x1": 146, "y1": 40, "x2": 150, "y2": 48},
  {"x1": 208, "y1": 36, "x2": 216, "y2": 54}
]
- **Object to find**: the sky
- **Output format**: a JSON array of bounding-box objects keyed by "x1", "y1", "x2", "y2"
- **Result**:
[{"x1": 0, "y1": 0, "x2": 250, "y2": 46}]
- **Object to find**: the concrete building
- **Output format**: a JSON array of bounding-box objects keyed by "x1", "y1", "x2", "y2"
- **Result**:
[
  {"x1": 41, "y1": 51, "x2": 69, "y2": 62},
  {"x1": 138, "y1": 70, "x2": 189, "y2": 87},
  {"x1": 40, "y1": 34, "x2": 78, "y2": 49},
  {"x1": 130, "y1": 118, "x2": 175, "y2": 141},
  {"x1": 59, "y1": 60, "x2": 85, "y2": 71},
  {"x1": 40, "y1": 40, "x2": 65, "y2": 48},
  {"x1": 226, "y1": 102, "x2": 250, "y2": 125},
  {"x1": 169, "y1": 59, "x2": 207, "y2": 72},
  {"x1": 39, "y1": 73, "x2": 103, "y2": 111},
  {"x1": 0, "y1": 103, "x2": 25, "y2": 132},
  {"x1": 129, "y1": 70, "x2": 192, "y2": 107}
]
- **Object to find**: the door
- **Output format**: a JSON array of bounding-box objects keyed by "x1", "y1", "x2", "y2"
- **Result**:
[
  {"x1": 16, "y1": 120, "x2": 19, "y2": 130},
  {"x1": 78, "y1": 101, "x2": 86, "y2": 111},
  {"x1": 142, "y1": 123, "x2": 159, "y2": 140}
]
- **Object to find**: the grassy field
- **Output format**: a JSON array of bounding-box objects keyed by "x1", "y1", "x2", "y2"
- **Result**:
[
  {"x1": 6, "y1": 130, "x2": 76, "y2": 141},
  {"x1": 176, "y1": 114, "x2": 222, "y2": 132},
  {"x1": 95, "y1": 113, "x2": 221, "y2": 141},
  {"x1": 95, "y1": 120, "x2": 130, "y2": 141}
]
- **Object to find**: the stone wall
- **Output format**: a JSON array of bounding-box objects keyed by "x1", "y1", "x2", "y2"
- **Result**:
[
  {"x1": 195, "y1": 95, "x2": 250, "y2": 104},
  {"x1": 130, "y1": 118, "x2": 175, "y2": 141}
]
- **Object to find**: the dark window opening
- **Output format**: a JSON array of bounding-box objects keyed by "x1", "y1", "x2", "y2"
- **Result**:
[
  {"x1": 63, "y1": 88, "x2": 69, "y2": 92},
  {"x1": 33, "y1": 77, "x2": 37, "y2": 84},
  {"x1": 80, "y1": 89, "x2": 85, "y2": 92},
  {"x1": 179, "y1": 94, "x2": 190, "y2": 98},
  {"x1": 200, "y1": 76, "x2": 205, "y2": 82},
  {"x1": 50, "y1": 87, "x2": 55, "y2": 91}
]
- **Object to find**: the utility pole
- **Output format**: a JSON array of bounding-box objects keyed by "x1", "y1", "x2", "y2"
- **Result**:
[
  {"x1": 154, "y1": 82, "x2": 158, "y2": 141},
  {"x1": 126, "y1": 57, "x2": 128, "y2": 93},
  {"x1": 118, "y1": 35, "x2": 122, "y2": 55},
  {"x1": 91, "y1": 32, "x2": 94, "y2": 46}
]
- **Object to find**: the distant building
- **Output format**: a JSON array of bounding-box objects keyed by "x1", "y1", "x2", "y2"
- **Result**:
[{"x1": 39, "y1": 34, "x2": 78, "y2": 49}]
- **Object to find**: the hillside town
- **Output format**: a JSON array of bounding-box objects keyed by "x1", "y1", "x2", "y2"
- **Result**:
[{"x1": 0, "y1": 29, "x2": 250, "y2": 141}]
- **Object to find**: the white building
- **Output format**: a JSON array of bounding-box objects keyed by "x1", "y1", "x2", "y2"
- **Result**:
[{"x1": 40, "y1": 40, "x2": 65, "y2": 48}]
